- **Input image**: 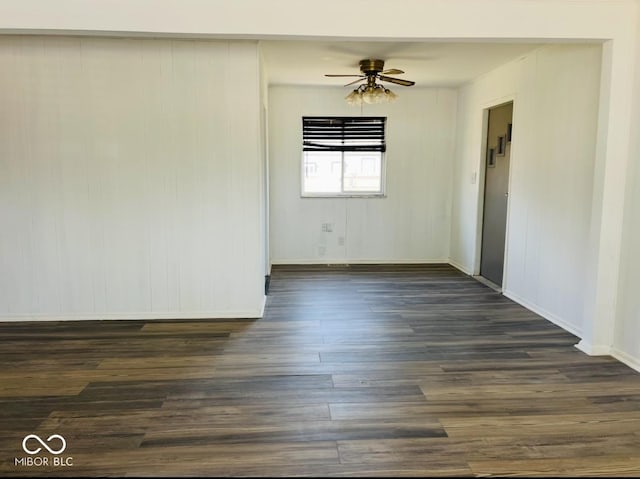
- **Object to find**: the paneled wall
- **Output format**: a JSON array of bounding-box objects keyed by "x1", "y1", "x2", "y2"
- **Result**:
[
  {"x1": 450, "y1": 44, "x2": 602, "y2": 336},
  {"x1": 615, "y1": 133, "x2": 640, "y2": 370},
  {"x1": 269, "y1": 86, "x2": 457, "y2": 264},
  {"x1": 614, "y1": 2, "x2": 640, "y2": 371},
  {"x1": 0, "y1": 36, "x2": 265, "y2": 319}
]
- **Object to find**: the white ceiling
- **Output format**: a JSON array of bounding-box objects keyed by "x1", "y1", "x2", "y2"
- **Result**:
[{"x1": 261, "y1": 40, "x2": 543, "y2": 88}]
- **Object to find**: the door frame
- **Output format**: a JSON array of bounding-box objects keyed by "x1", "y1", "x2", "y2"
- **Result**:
[{"x1": 473, "y1": 96, "x2": 516, "y2": 291}]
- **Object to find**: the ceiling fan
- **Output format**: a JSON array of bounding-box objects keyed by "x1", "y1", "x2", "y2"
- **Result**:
[
  {"x1": 325, "y1": 58, "x2": 416, "y2": 87},
  {"x1": 325, "y1": 59, "x2": 415, "y2": 105}
]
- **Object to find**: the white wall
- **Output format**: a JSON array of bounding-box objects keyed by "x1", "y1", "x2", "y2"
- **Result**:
[
  {"x1": 258, "y1": 44, "x2": 270, "y2": 277},
  {"x1": 613, "y1": 2, "x2": 640, "y2": 371},
  {"x1": 269, "y1": 86, "x2": 456, "y2": 264},
  {"x1": 451, "y1": 44, "x2": 602, "y2": 336},
  {"x1": 615, "y1": 132, "x2": 640, "y2": 370},
  {"x1": 0, "y1": 36, "x2": 265, "y2": 320}
]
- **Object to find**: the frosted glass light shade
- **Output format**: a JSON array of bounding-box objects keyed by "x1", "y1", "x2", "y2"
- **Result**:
[
  {"x1": 345, "y1": 89, "x2": 363, "y2": 106},
  {"x1": 384, "y1": 88, "x2": 397, "y2": 102},
  {"x1": 346, "y1": 83, "x2": 397, "y2": 105}
]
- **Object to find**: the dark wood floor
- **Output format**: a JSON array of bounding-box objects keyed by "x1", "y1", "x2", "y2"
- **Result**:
[{"x1": 2, "y1": 264, "x2": 640, "y2": 477}]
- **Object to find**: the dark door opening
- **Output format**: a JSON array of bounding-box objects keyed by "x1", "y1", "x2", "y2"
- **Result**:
[{"x1": 480, "y1": 102, "x2": 513, "y2": 287}]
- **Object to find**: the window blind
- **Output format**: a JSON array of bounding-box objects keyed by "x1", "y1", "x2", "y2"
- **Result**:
[{"x1": 302, "y1": 116, "x2": 386, "y2": 152}]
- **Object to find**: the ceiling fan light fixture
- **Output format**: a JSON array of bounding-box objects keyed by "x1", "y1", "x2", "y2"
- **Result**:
[
  {"x1": 345, "y1": 89, "x2": 363, "y2": 106},
  {"x1": 348, "y1": 83, "x2": 397, "y2": 106},
  {"x1": 327, "y1": 58, "x2": 413, "y2": 105},
  {"x1": 362, "y1": 86, "x2": 377, "y2": 104},
  {"x1": 384, "y1": 88, "x2": 397, "y2": 102}
]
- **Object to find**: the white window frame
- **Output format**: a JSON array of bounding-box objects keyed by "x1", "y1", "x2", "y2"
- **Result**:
[
  {"x1": 300, "y1": 150, "x2": 387, "y2": 198},
  {"x1": 300, "y1": 116, "x2": 387, "y2": 198}
]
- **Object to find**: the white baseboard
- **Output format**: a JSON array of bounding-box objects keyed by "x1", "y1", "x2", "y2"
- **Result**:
[
  {"x1": 502, "y1": 288, "x2": 583, "y2": 338},
  {"x1": 448, "y1": 259, "x2": 473, "y2": 275},
  {"x1": 611, "y1": 346, "x2": 640, "y2": 373},
  {"x1": 449, "y1": 263, "x2": 585, "y2": 343},
  {"x1": 574, "y1": 339, "x2": 611, "y2": 356},
  {"x1": 0, "y1": 310, "x2": 264, "y2": 322},
  {"x1": 259, "y1": 295, "x2": 267, "y2": 317},
  {"x1": 271, "y1": 259, "x2": 450, "y2": 265}
]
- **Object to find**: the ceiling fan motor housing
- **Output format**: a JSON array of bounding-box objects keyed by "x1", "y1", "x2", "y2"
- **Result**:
[{"x1": 359, "y1": 59, "x2": 385, "y2": 74}]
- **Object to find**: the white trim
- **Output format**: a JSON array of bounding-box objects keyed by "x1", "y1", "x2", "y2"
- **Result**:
[
  {"x1": 301, "y1": 193, "x2": 387, "y2": 199},
  {"x1": 259, "y1": 295, "x2": 267, "y2": 317},
  {"x1": 451, "y1": 263, "x2": 589, "y2": 343},
  {"x1": 473, "y1": 107, "x2": 490, "y2": 276},
  {"x1": 0, "y1": 310, "x2": 264, "y2": 322},
  {"x1": 502, "y1": 288, "x2": 583, "y2": 338},
  {"x1": 611, "y1": 347, "x2": 640, "y2": 374},
  {"x1": 575, "y1": 339, "x2": 611, "y2": 356},
  {"x1": 580, "y1": 37, "x2": 634, "y2": 361},
  {"x1": 301, "y1": 150, "x2": 386, "y2": 199},
  {"x1": 473, "y1": 275, "x2": 501, "y2": 292},
  {"x1": 500, "y1": 97, "x2": 517, "y2": 291},
  {"x1": 270, "y1": 259, "x2": 450, "y2": 265},
  {"x1": 448, "y1": 259, "x2": 473, "y2": 275}
]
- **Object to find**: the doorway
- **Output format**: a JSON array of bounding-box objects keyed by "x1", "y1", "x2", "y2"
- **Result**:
[{"x1": 480, "y1": 102, "x2": 513, "y2": 288}]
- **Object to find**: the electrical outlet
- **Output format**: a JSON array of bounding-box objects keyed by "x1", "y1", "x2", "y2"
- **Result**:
[
  {"x1": 322, "y1": 223, "x2": 333, "y2": 233},
  {"x1": 318, "y1": 246, "x2": 326, "y2": 256},
  {"x1": 338, "y1": 236, "x2": 345, "y2": 246}
]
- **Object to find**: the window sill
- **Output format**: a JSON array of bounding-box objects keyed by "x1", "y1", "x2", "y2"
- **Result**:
[{"x1": 301, "y1": 193, "x2": 387, "y2": 199}]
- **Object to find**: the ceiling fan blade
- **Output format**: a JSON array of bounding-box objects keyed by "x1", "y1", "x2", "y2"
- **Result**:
[
  {"x1": 378, "y1": 75, "x2": 415, "y2": 86},
  {"x1": 344, "y1": 78, "x2": 366, "y2": 87},
  {"x1": 325, "y1": 74, "x2": 364, "y2": 77},
  {"x1": 381, "y1": 68, "x2": 404, "y2": 75}
]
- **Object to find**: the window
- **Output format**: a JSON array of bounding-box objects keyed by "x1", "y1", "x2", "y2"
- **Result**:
[{"x1": 302, "y1": 116, "x2": 386, "y2": 196}]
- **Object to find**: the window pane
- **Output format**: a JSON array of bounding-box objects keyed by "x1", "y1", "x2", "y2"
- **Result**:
[
  {"x1": 303, "y1": 152, "x2": 342, "y2": 194},
  {"x1": 343, "y1": 152, "x2": 382, "y2": 192}
]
